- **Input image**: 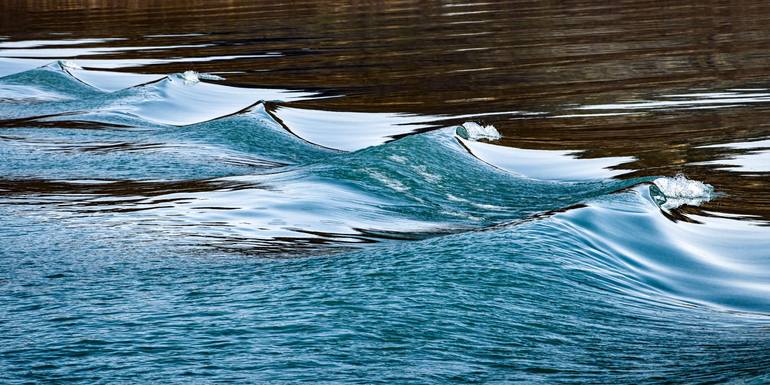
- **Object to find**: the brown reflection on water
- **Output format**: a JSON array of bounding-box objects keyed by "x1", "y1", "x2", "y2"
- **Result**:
[
  {"x1": 2, "y1": 0, "x2": 770, "y2": 219},
  {"x1": 0, "y1": 178, "x2": 253, "y2": 199},
  {"x1": 4, "y1": 0, "x2": 770, "y2": 112}
]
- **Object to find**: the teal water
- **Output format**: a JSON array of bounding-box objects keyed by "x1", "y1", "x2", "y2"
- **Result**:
[{"x1": 2, "y1": 60, "x2": 770, "y2": 382}]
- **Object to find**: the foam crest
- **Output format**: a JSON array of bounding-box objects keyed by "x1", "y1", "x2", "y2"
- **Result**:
[
  {"x1": 652, "y1": 174, "x2": 714, "y2": 209},
  {"x1": 169, "y1": 70, "x2": 226, "y2": 84},
  {"x1": 455, "y1": 122, "x2": 501, "y2": 141},
  {"x1": 172, "y1": 70, "x2": 201, "y2": 84}
]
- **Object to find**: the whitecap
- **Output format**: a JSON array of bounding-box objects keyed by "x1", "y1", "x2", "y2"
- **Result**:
[
  {"x1": 173, "y1": 70, "x2": 226, "y2": 82},
  {"x1": 455, "y1": 121, "x2": 501, "y2": 141},
  {"x1": 175, "y1": 70, "x2": 201, "y2": 84},
  {"x1": 652, "y1": 174, "x2": 714, "y2": 209}
]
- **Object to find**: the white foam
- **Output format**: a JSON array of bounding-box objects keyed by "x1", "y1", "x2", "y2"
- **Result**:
[
  {"x1": 653, "y1": 174, "x2": 713, "y2": 199},
  {"x1": 457, "y1": 122, "x2": 501, "y2": 141},
  {"x1": 173, "y1": 71, "x2": 225, "y2": 83},
  {"x1": 652, "y1": 174, "x2": 714, "y2": 208},
  {"x1": 176, "y1": 70, "x2": 201, "y2": 84}
]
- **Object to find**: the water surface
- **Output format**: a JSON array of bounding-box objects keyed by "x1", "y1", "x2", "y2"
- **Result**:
[{"x1": 2, "y1": 1, "x2": 770, "y2": 383}]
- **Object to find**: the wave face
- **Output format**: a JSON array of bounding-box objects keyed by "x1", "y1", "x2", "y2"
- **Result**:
[{"x1": 2, "y1": 60, "x2": 770, "y2": 384}]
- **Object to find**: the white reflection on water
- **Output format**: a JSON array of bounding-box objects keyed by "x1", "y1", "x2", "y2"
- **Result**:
[
  {"x1": 270, "y1": 105, "x2": 433, "y2": 151},
  {"x1": 457, "y1": 136, "x2": 635, "y2": 180},
  {"x1": 109, "y1": 73, "x2": 308, "y2": 126},
  {"x1": 577, "y1": 90, "x2": 770, "y2": 111},
  {"x1": 0, "y1": 54, "x2": 279, "y2": 77},
  {"x1": 700, "y1": 139, "x2": 770, "y2": 173},
  {"x1": 0, "y1": 38, "x2": 127, "y2": 49}
]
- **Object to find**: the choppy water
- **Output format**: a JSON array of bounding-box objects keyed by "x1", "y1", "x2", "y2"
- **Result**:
[{"x1": 2, "y1": 1, "x2": 770, "y2": 383}]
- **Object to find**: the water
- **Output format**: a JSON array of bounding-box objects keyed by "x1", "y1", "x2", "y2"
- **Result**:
[{"x1": 2, "y1": 1, "x2": 770, "y2": 383}]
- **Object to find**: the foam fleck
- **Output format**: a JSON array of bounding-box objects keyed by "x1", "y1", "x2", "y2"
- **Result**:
[
  {"x1": 456, "y1": 122, "x2": 501, "y2": 141},
  {"x1": 171, "y1": 70, "x2": 225, "y2": 84},
  {"x1": 387, "y1": 155, "x2": 408, "y2": 164},
  {"x1": 412, "y1": 165, "x2": 441, "y2": 183},
  {"x1": 369, "y1": 171, "x2": 408, "y2": 192}
]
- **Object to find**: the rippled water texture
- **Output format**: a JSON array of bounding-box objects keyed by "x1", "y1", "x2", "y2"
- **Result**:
[{"x1": 2, "y1": 1, "x2": 770, "y2": 383}]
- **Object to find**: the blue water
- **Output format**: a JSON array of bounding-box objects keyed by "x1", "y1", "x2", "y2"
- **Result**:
[{"x1": 2, "y1": 62, "x2": 770, "y2": 384}]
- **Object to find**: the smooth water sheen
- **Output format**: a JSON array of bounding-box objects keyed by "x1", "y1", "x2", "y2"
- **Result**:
[{"x1": 2, "y1": 1, "x2": 770, "y2": 384}]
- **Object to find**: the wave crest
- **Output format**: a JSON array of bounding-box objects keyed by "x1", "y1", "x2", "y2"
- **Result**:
[
  {"x1": 170, "y1": 70, "x2": 225, "y2": 84},
  {"x1": 652, "y1": 174, "x2": 714, "y2": 209},
  {"x1": 455, "y1": 122, "x2": 501, "y2": 141}
]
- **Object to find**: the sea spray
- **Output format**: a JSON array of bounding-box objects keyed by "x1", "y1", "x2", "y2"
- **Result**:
[
  {"x1": 651, "y1": 174, "x2": 714, "y2": 209},
  {"x1": 455, "y1": 122, "x2": 501, "y2": 141}
]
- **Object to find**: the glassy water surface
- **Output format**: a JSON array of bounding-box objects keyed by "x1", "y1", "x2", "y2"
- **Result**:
[{"x1": 2, "y1": 1, "x2": 770, "y2": 383}]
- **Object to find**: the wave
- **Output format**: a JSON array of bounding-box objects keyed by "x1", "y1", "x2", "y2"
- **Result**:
[
  {"x1": 455, "y1": 121, "x2": 501, "y2": 141},
  {"x1": 3, "y1": 59, "x2": 769, "y2": 317},
  {"x1": 7, "y1": 125, "x2": 635, "y2": 253},
  {"x1": 651, "y1": 174, "x2": 714, "y2": 209},
  {"x1": 0, "y1": 60, "x2": 317, "y2": 126},
  {"x1": 532, "y1": 183, "x2": 770, "y2": 313},
  {"x1": 334, "y1": 179, "x2": 770, "y2": 314}
]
